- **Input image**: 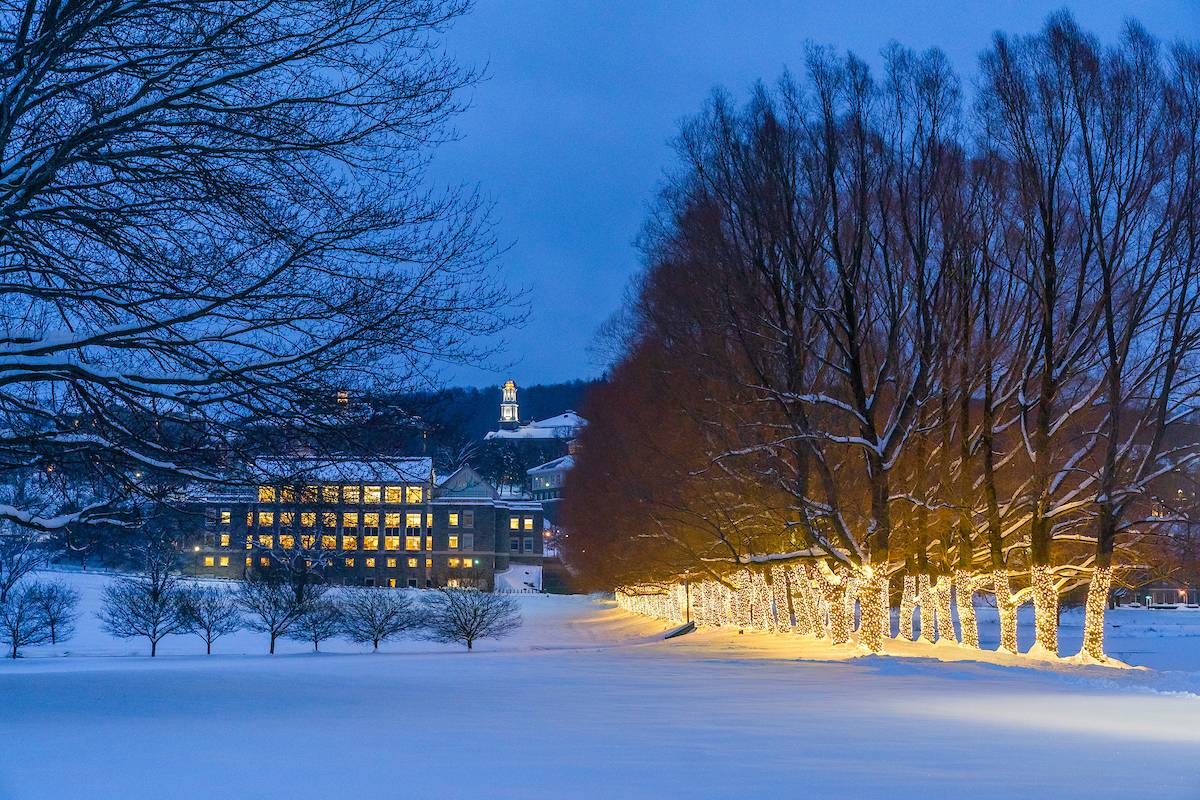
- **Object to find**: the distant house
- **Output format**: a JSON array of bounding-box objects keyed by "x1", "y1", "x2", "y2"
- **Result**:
[
  {"x1": 527, "y1": 454, "x2": 574, "y2": 524},
  {"x1": 184, "y1": 456, "x2": 543, "y2": 591}
]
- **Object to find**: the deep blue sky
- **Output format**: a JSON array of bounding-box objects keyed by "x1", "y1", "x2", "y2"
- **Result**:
[{"x1": 430, "y1": 0, "x2": 1198, "y2": 388}]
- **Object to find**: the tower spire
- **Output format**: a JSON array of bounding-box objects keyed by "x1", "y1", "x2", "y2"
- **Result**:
[{"x1": 500, "y1": 379, "x2": 519, "y2": 429}]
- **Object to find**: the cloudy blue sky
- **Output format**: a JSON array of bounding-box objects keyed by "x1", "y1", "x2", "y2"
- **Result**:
[{"x1": 430, "y1": 0, "x2": 1197, "y2": 388}]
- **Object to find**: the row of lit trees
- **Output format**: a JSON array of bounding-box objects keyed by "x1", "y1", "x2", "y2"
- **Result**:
[{"x1": 563, "y1": 13, "x2": 1200, "y2": 662}]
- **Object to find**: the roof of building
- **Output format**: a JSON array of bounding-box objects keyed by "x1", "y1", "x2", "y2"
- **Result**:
[
  {"x1": 484, "y1": 411, "x2": 587, "y2": 441},
  {"x1": 433, "y1": 465, "x2": 497, "y2": 500},
  {"x1": 250, "y1": 457, "x2": 433, "y2": 484},
  {"x1": 527, "y1": 455, "x2": 575, "y2": 475}
]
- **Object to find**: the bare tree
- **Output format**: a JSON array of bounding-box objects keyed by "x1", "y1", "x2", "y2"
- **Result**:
[
  {"x1": 288, "y1": 598, "x2": 344, "y2": 653},
  {"x1": 0, "y1": 583, "x2": 50, "y2": 658},
  {"x1": 238, "y1": 573, "x2": 323, "y2": 654},
  {"x1": 341, "y1": 588, "x2": 422, "y2": 650},
  {"x1": 0, "y1": 530, "x2": 46, "y2": 603},
  {"x1": 29, "y1": 581, "x2": 80, "y2": 646},
  {"x1": 179, "y1": 586, "x2": 243, "y2": 655},
  {"x1": 423, "y1": 589, "x2": 521, "y2": 651},
  {"x1": 0, "y1": 0, "x2": 512, "y2": 548},
  {"x1": 98, "y1": 535, "x2": 187, "y2": 656}
]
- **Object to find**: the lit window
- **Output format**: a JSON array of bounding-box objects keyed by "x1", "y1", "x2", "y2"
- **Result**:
[
  {"x1": 426, "y1": 536, "x2": 434, "y2": 550},
  {"x1": 385, "y1": 486, "x2": 403, "y2": 503},
  {"x1": 204, "y1": 556, "x2": 215, "y2": 567},
  {"x1": 280, "y1": 535, "x2": 294, "y2": 550},
  {"x1": 363, "y1": 513, "x2": 379, "y2": 532},
  {"x1": 345, "y1": 558, "x2": 355, "y2": 567},
  {"x1": 448, "y1": 558, "x2": 460, "y2": 568},
  {"x1": 524, "y1": 517, "x2": 534, "y2": 530},
  {"x1": 245, "y1": 535, "x2": 253, "y2": 550},
  {"x1": 509, "y1": 517, "x2": 518, "y2": 530},
  {"x1": 387, "y1": 558, "x2": 398, "y2": 568},
  {"x1": 245, "y1": 557, "x2": 253, "y2": 567},
  {"x1": 364, "y1": 536, "x2": 379, "y2": 551},
  {"x1": 301, "y1": 535, "x2": 315, "y2": 548},
  {"x1": 462, "y1": 559, "x2": 473, "y2": 568},
  {"x1": 425, "y1": 558, "x2": 432, "y2": 568},
  {"x1": 406, "y1": 557, "x2": 417, "y2": 568},
  {"x1": 279, "y1": 511, "x2": 294, "y2": 528},
  {"x1": 449, "y1": 513, "x2": 459, "y2": 528},
  {"x1": 343, "y1": 536, "x2": 358, "y2": 551},
  {"x1": 258, "y1": 535, "x2": 273, "y2": 548},
  {"x1": 449, "y1": 535, "x2": 459, "y2": 549},
  {"x1": 405, "y1": 512, "x2": 422, "y2": 529},
  {"x1": 406, "y1": 486, "x2": 423, "y2": 504},
  {"x1": 364, "y1": 486, "x2": 381, "y2": 504},
  {"x1": 343, "y1": 485, "x2": 360, "y2": 504},
  {"x1": 258, "y1": 486, "x2": 276, "y2": 503},
  {"x1": 425, "y1": 513, "x2": 432, "y2": 528},
  {"x1": 280, "y1": 486, "x2": 295, "y2": 503},
  {"x1": 365, "y1": 558, "x2": 376, "y2": 568},
  {"x1": 220, "y1": 534, "x2": 230, "y2": 547},
  {"x1": 385, "y1": 536, "x2": 400, "y2": 551},
  {"x1": 385, "y1": 512, "x2": 401, "y2": 531},
  {"x1": 342, "y1": 512, "x2": 359, "y2": 530},
  {"x1": 301, "y1": 486, "x2": 318, "y2": 503},
  {"x1": 322, "y1": 485, "x2": 339, "y2": 504},
  {"x1": 219, "y1": 556, "x2": 229, "y2": 567},
  {"x1": 259, "y1": 511, "x2": 274, "y2": 526},
  {"x1": 245, "y1": 512, "x2": 254, "y2": 527},
  {"x1": 300, "y1": 512, "x2": 316, "y2": 529},
  {"x1": 259, "y1": 557, "x2": 270, "y2": 567},
  {"x1": 321, "y1": 535, "x2": 337, "y2": 549},
  {"x1": 388, "y1": 578, "x2": 397, "y2": 588},
  {"x1": 322, "y1": 512, "x2": 337, "y2": 529},
  {"x1": 220, "y1": 510, "x2": 231, "y2": 526},
  {"x1": 405, "y1": 536, "x2": 420, "y2": 551}
]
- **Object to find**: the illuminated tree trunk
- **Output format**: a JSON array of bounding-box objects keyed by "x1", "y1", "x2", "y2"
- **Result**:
[
  {"x1": 1080, "y1": 565, "x2": 1113, "y2": 662},
  {"x1": 935, "y1": 575, "x2": 956, "y2": 642},
  {"x1": 897, "y1": 573, "x2": 917, "y2": 641},
  {"x1": 918, "y1": 574, "x2": 937, "y2": 643},
  {"x1": 817, "y1": 568, "x2": 853, "y2": 645},
  {"x1": 791, "y1": 565, "x2": 822, "y2": 638},
  {"x1": 769, "y1": 565, "x2": 792, "y2": 632},
  {"x1": 953, "y1": 569, "x2": 979, "y2": 649},
  {"x1": 1030, "y1": 563, "x2": 1059, "y2": 656},
  {"x1": 750, "y1": 571, "x2": 773, "y2": 631},
  {"x1": 857, "y1": 568, "x2": 889, "y2": 652},
  {"x1": 992, "y1": 569, "x2": 1018, "y2": 653}
]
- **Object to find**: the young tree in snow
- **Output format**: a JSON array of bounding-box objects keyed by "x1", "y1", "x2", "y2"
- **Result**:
[
  {"x1": 179, "y1": 586, "x2": 243, "y2": 655},
  {"x1": 340, "y1": 588, "x2": 422, "y2": 651},
  {"x1": 288, "y1": 598, "x2": 344, "y2": 653},
  {"x1": 238, "y1": 574, "x2": 323, "y2": 654},
  {"x1": 423, "y1": 589, "x2": 521, "y2": 651},
  {"x1": 0, "y1": 583, "x2": 50, "y2": 658},
  {"x1": 98, "y1": 536, "x2": 187, "y2": 656},
  {"x1": 0, "y1": 530, "x2": 46, "y2": 604},
  {"x1": 29, "y1": 581, "x2": 80, "y2": 646}
]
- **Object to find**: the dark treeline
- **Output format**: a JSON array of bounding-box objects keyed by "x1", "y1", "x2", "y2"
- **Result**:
[{"x1": 562, "y1": 13, "x2": 1200, "y2": 662}]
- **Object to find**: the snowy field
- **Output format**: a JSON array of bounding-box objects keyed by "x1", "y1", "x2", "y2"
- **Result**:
[{"x1": 0, "y1": 571, "x2": 1197, "y2": 799}]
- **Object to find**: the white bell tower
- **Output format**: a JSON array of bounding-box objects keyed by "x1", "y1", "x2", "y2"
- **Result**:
[{"x1": 500, "y1": 379, "x2": 519, "y2": 429}]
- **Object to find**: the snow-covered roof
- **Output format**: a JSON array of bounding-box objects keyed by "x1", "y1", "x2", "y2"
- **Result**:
[
  {"x1": 527, "y1": 455, "x2": 574, "y2": 476},
  {"x1": 250, "y1": 457, "x2": 432, "y2": 484},
  {"x1": 529, "y1": 411, "x2": 587, "y2": 430},
  {"x1": 484, "y1": 410, "x2": 587, "y2": 441}
]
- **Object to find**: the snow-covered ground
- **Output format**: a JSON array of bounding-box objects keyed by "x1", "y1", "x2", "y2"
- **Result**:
[{"x1": 0, "y1": 570, "x2": 1197, "y2": 799}]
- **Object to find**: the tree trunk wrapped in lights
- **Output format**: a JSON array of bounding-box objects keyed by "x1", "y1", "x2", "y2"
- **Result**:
[
  {"x1": 918, "y1": 575, "x2": 937, "y2": 643},
  {"x1": 1080, "y1": 565, "x2": 1113, "y2": 662},
  {"x1": 934, "y1": 576, "x2": 956, "y2": 643},
  {"x1": 816, "y1": 568, "x2": 853, "y2": 645},
  {"x1": 897, "y1": 574, "x2": 918, "y2": 641},
  {"x1": 768, "y1": 566, "x2": 793, "y2": 632},
  {"x1": 857, "y1": 567, "x2": 889, "y2": 652},
  {"x1": 953, "y1": 570, "x2": 979, "y2": 648},
  {"x1": 1030, "y1": 564, "x2": 1059, "y2": 657},
  {"x1": 750, "y1": 571, "x2": 774, "y2": 631},
  {"x1": 790, "y1": 565, "x2": 822, "y2": 638},
  {"x1": 991, "y1": 569, "x2": 1019, "y2": 653}
]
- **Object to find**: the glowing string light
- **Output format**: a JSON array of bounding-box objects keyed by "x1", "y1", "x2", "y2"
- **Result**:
[
  {"x1": 954, "y1": 569, "x2": 980, "y2": 648},
  {"x1": 1030, "y1": 563, "x2": 1058, "y2": 656},
  {"x1": 898, "y1": 574, "x2": 917, "y2": 641},
  {"x1": 1080, "y1": 565, "x2": 1112, "y2": 663}
]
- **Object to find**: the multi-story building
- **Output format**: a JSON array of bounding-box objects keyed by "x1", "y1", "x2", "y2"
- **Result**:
[{"x1": 186, "y1": 456, "x2": 543, "y2": 590}]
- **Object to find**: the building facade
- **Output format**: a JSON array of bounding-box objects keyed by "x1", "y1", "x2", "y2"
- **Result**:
[{"x1": 185, "y1": 457, "x2": 543, "y2": 590}]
